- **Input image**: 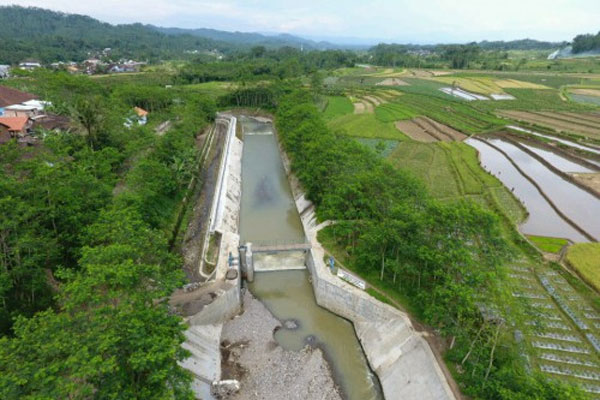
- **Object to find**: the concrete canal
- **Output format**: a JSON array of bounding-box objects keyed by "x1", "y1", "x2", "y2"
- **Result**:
[{"x1": 239, "y1": 116, "x2": 381, "y2": 400}]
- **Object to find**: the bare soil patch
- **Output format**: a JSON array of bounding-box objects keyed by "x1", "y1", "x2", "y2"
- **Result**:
[
  {"x1": 500, "y1": 111, "x2": 600, "y2": 139},
  {"x1": 417, "y1": 116, "x2": 467, "y2": 141},
  {"x1": 395, "y1": 120, "x2": 438, "y2": 142},
  {"x1": 571, "y1": 88, "x2": 600, "y2": 97},
  {"x1": 353, "y1": 101, "x2": 366, "y2": 114},
  {"x1": 536, "y1": 111, "x2": 600, "y2": 130},
  {"x1": 376, "y1": 78, "x2": 409, "y2": 86},
  {"x1": 363, "y1": 95, "x2": 387, "y2": 106},
  {"x1": 395, "y1": 117, "x2": 467, "y2": 143},
  {"x1": 571, "y1": 172, "x2": 600, "y2": 194}
]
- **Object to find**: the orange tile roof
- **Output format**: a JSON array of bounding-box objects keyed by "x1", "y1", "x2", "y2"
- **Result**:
[
  {"x1": 134, "y1": 107, "x2": 148, "y2": 117},
  {"x1": 0, "y1": 116, "x2": 29, "y2": 132}
]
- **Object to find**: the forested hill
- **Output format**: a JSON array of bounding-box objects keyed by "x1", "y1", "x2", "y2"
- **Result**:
[
  {"x1": 151, "y1": 26, "x2": 342, "y2": 50},
  {"x1": 572, "y1": 31, "x2": 600, "y2": 54},
  {"x1": 0, "y1": 6, "x2": 348, "y2": 65},
  {"x1": 477, "y1": 39, "x2": 565, "y2": 50},
  {"x1": 0, "y1": 6, "x2": 236, "y2": 64}
]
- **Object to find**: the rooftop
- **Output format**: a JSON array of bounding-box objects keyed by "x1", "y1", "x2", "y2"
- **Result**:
[
  {"x1": 0, "y1": 116, "x2": 29, "y2": 132},
  {"x1": 0, "y1": 86, "x2": 38, "y2": 108}
]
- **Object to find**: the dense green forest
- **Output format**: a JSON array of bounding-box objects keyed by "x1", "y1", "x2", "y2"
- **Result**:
[
  {"x1": 0, "y1": 6, "x2": 234, "y2": 64},
  {"x1": 0, "y1": 70, "x2": 215, "y2": 398},
  {"x1": 572, "y1": 31, "x2": 600, "y2": 54}
]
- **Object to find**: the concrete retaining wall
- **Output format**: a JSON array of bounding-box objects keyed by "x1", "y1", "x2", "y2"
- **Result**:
[
  {"x1": 273, "y1": 121, "x2": 456, "y2": 400},
  {"x1": 181, "y1": 116, "x2": 243, "y2": 400}
]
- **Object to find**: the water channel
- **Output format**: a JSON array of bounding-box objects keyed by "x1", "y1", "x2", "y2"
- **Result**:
[{"x1": 239, "y1": 116, "x2": 381, "y2": 400}]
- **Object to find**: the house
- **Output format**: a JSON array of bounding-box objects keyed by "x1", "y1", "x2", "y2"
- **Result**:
[
  {"x1": 0, "y1": 65, "x2": 9, "y2": 79},
  {"x1": 0, "y1": 86, "x2": 39, "y2": 116},
  {"x1": 134, "y1": 107, "x2": 148, "y2": 125},
  {"x1": 125, "y1": 107, "x2": 149, "y2": 128},
  {"x1": 3, "y1": 99, "x2": 49, "y2": 118},
  {"x1": 0, "y1": 116, "x2": 31, "y2": 137},
  {"x1": 19, "y1": 60, "x2": 41, "y2": 71}
]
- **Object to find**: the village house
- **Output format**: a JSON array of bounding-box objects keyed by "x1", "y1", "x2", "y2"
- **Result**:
[
  {"x1": 3, "y1": 99, "x2": 49, "y2": 118},
  {"x1": 0, "y1": 86, "x2": 39, "y2": 116},
  {"x1": 0, "y1": 116, "x2": 32, "y2": 137},
  {"x1": 19, "y1": 60, "x2": 42, "y2": 71}
]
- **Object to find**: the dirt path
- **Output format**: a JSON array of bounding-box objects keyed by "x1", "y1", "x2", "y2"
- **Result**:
[{"x1": 221, "y1": 290, "x2": 341, "y2": 400}]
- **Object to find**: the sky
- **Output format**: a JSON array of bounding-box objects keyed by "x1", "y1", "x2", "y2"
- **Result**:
[{"x1": 2, "y1": 0, "x2": 599, "y2": 44}]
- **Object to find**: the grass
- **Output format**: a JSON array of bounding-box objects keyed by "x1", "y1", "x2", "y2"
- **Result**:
[
  {"x1": 322, "y1": 95, "x2": 354, "y2": 120},
  {"x1": 566, "y1": 243, "x2": 600, "y2": 292},
  {"x1": 376, "y1": 93, "x2": 505, "y2": 134},
  {"x1": 388, "y1": 141, "x2": 526, "y2": 223},
  {"x1": 526, "y1": 235, "x2": 569, "y2": 253},
  {"x1": 317, "y1": 227, "x2": 418, "y2": 316},
  {"x1": 328, "y1": 113, "x2": 407, "y2": 140},
  {"x1": 355, "y1": 138, "x2": 399, "y2": 157},
  {"x1": 432, "y1": 76, "x2": 507, "y2": 95}
]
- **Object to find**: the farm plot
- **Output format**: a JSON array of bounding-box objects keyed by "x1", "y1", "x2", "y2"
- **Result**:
[
  {"x1": 566, "y1": 243, "x2": 600, "y2": 293},
  {"x1": 322, "y1": 96, "x2": 354, "y2": 120},
  {"x1": 394, "y1": 117, "x2": 467, "y2": 142},
  {"x1": 377, "y1": 94, "x2": 505, "y2": 134},
  {"x1": 376, "y1": 78, "x2": 409, "y2": 86},
  {"x1": 388, "y1": 141, "x2": 526, "y2": 222},
  {"x1": 507, "y1": 260, "x2": 600, "y2": 394},
  {"x1": 499, "y1": 110, "x2": 600, "y2": 139},
  {"x1": 327, "y1": 113, "x2": 407, "y2": 140}
]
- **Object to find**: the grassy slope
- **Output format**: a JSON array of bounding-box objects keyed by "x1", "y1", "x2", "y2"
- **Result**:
[
  {"x1": 388, "y1": 141, "x2": 526, "y2": 222},
  {"x1": 567, "y1": 243, "x2": 600, "y2": 292},
  {"x1": 322, "y1": 95, "x2": 354, "y2": 120},
  {"x1": 327, "y1": 113, "x2": 408, "y2": 140},
  {"x1": 526, "y1": 235, "x2": 569, "y2": 253}
]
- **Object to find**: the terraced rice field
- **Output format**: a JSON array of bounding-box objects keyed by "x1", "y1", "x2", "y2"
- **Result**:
[
  {"x1": 375, "y1": 78, "x2": 409, "y2": 86},
  {"x1": 432, "y1": 76, "x2": 548, "y2": 95},
  {"x1": 327, "y1": 113, "x2": 407, "y2": 140},
  {"x1": 388, "y1": 141, "x2": 526, "y2": 223},
  {"x1": 508, "y1": 260, "x2": 600, "y2": 395},
  {"x1": 395, "y1": 117, "x2": 466, "y2": 142},
  {"x1": 499, "y1": 111, "x2": 600, "y2": 139},
  {"x1": 322, "y1": 96, "x2": 354, "y2": 120},
  {"x1": 376, "y1": 94, "x2": 504, "y2": 134}
]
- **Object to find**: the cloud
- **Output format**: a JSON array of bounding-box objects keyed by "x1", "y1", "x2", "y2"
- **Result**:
[{"x1": 1, "y1": 0, "x2": 599, "y2": 42}]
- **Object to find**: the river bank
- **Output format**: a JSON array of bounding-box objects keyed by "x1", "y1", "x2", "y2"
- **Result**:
[{"x1": 221, "y1": 289, "x2": 342, "y2": 400}]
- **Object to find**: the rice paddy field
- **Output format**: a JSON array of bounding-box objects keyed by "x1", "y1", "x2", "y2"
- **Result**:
[
  {"x1": 321, "y1": 68, "x2": 600, "y2": 393},
  {"x1": 567, "y1": 244, "x2": 600, "y2": 292}
]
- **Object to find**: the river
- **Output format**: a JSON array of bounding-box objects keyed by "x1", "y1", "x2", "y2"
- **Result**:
[{"x1": 239, "y1": 116, "x2": 381, "y2": 400}]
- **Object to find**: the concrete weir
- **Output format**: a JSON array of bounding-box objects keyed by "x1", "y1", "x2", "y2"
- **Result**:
[{"x1": 179, "y1": 114, "x2": 457, "y2": 400}]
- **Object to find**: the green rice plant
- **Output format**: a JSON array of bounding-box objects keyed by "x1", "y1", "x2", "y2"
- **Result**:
[
  {"x1": 526, "y1": 235, "x2": 569, "y2": 253},
  {"x1": 322, "y1": 95, "x2": 354, "y2": 120},
  {"x1": 327, "y1": 113, "x2": 407, "y2": 140},
  {"x1": 566, "y1": 243, "x2": 600, "y2": 292}
]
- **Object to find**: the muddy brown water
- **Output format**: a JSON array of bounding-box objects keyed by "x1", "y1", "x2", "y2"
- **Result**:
[
  {"x1": 466, "y1": 138, "x2": 590, "y2": 242},
  {"x1": 239, "y1": 116, "x2": 381, "y2": 400}
]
